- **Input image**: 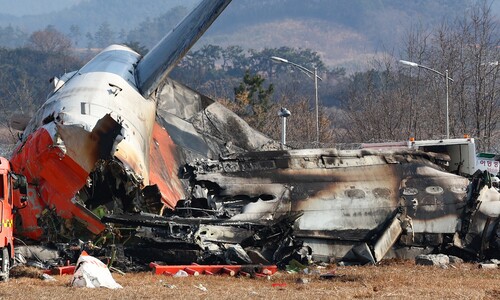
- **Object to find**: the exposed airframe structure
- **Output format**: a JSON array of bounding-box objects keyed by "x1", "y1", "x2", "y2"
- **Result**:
[
  {"x1": 10, "y1": 0, "x2": 235, "y2": 240},
  {"x1": 7, "y1": 0, "x2": 500, "y2": 266},
  {"x1": 99, "y1": 74, "x2": 500, "y2": 265}
]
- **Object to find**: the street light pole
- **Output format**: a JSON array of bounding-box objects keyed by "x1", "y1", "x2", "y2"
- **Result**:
[
  {"x1": 399, "y1": 60, "x2": 454, "y2": 139},
  {"x1": 314, "y1": 66, "x2": 319, "y2": 146},
  {"x1": 445, "y1": 69, "x2": 449, "y2": 140},
  {"x1": 278, "y1": 107, "x2": 291, "y2": 149},
  {"x1": 271, "y1": 56, "x2": 323, "y2": 146}
]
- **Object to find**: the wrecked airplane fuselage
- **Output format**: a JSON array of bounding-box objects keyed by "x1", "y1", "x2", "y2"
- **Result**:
[
  {"x1": 10, "y1": 0, "x2": 234, "y2": 241},
  {"x1": 182, "y1": 148, "x2": 500, "y2": 263},
  {"x1": 11, "y1": 45, "x2": 156, "y2": 240},
  {"x1": 102, "y1": 211, "x2": 308, "y2": 267},
  {"x1": 7, "y1": 0, "x2": 500, "y2": 268}
]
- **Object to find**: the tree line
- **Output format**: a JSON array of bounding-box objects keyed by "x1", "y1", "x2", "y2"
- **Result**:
[
  {"x1": 171, "y1": 1, "x2": 499, "y2": 152},
  {"x1": 336, "y1": 1, "x2": 499, "y2": 152},
  {"x1": 0, "y1": 1, "x2": 498, "y2": 152}
]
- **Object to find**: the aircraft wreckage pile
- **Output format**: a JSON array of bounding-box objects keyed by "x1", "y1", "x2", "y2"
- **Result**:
[
  {"x1": 8, "y1": 0, "x2": 500, "y2": 272},
  {"x1": 13, "y1": 80, "x2": 500, "y2": 270}
]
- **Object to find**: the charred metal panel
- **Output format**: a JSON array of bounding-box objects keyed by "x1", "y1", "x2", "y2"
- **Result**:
[
  {"x1": 103, "y1": 211, "x2": 306, "y2": 266},
  {"x1": 373, "y1": 217, "x2": 403, "y2": 262},
  {"x1": 195, "y1": 225, "x2": 254, "y2": 244},
  {"x1": 10, "y1": 0, "x2": 500, "y2": 267},
  {"x1": 399, "y1": 165, "x2": 469, "y2": 236},
  {"x1": 148, "y1": 122, "x2": 187, "y2": 209},
  {"x1": 184, "y1": 148, "x2": 486, "y2": 261},
  {"x1": 10, "y1": 121, "x2": 113, "y2": 239},
  {"x1": 151, "y1": 76, "x2": 284, "y2": 209},
  {"x1": 294, "y1": 229, "x2": 375, "y2": 241},
  {"x1": 11, "y1": 46, "x2": 156, "y2": 239},
  {"x1": 191, "y1": 102, "x2": 279, "y2": 152},
  {"x1": 156, "y1": 78, "x2": 208, "y2": 120},
  {"x1": 58, "y1": 114, "x2": 122, "y2": 172},
  {"x1": 156, "y1": 112, "x2": 213, "y2": 159},
  {"x1": 19, "y1": 46, "x2": 156, "y2": 185},
  {"x1": 155, "y1": 79, "x2": 280, "y2": 159}
]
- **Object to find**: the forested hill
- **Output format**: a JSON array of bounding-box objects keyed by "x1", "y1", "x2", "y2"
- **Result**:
[
  {"x1": 0, "y1": 0, "x2": 498, "y2": 67},
  {"x1": 0, "y1": 0, "x2": 81, "y2": 16},
  {"x1": 0, "y1": 1, "x2": 497, "y2": 149},
  {"x1": 206, "y1": 0, "x2": 489, "y2": 67},
  {"x1": 0, "y1": 0, "x2": 198, "y2": 33},
  {"x1": 213, "y1": 0, "x2": 468, "y2": 37}
]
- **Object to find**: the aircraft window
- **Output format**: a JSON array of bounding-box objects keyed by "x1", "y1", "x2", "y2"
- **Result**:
[
  {"x1": 233, "y1": 195, "x2": 251, "y2": 201},
  {"x1": 81, "y1": 102, "x2": 90, "y2": 115},
  {"x1": 372, "y1": 188, "x2": 391, "y2": 198},
  {"x1": 259, "y1": 194, "x2": 275, "y2": 201},
  {"x1": 403, "y1": 188, "x2": 418, "y2": 196},
  {"x1": 425, "y1": 186, "x2": 444, "y2": 195},
  {"x1": 345, "y1": 188, "x2": 365, "y2": 199},
  {"x1": 451, "y1": 186, "x2": 467, "y2": 194}
]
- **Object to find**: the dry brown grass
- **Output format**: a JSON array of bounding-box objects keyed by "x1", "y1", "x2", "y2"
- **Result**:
[{"x1": 1, "y1": 261, "x2": 500, "y2": 300}]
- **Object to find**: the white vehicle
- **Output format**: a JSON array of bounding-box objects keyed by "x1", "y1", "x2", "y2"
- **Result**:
[{"x1": 363, "y1": 137, "x2": 498, "y2": 177}]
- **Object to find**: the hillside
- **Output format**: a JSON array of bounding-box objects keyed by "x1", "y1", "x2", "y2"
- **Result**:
[
  {"x1": 0, "y1": 0, "x2": 82, "y2": 16},
  {"x1": 0, "y1": 0, "x2": 197, "y2": 33},
  {"x1": 200, "y1": 0, "x2": 479, "y2": 68},
  {"x1": 0, "y1": 0, "x2": 498, "y2": 69}
]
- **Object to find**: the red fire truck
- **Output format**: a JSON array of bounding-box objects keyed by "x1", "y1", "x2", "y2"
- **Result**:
[{"x1": 0, "y1": 157, "x2": 27, "y2": 281}]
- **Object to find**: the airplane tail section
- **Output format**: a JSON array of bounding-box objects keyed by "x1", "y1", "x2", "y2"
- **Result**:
[{"x1": 136, "y1": 0, "x2": 232, "y2": 97}]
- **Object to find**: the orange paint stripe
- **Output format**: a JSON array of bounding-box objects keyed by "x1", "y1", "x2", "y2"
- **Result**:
[{"x1": 149, "y1": 122, "x2": 185, "y2": 209}]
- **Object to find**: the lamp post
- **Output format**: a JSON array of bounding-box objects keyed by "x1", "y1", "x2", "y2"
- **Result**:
[
  {"x1": 271, "y1": 56, "x2": 323, "y2": 146},
  {"x1": 399, "y1": 60, "x2": 454, "y2": 139},
  {"x1": 278, "y1": 107, "x2": 291, "y2": 149}
]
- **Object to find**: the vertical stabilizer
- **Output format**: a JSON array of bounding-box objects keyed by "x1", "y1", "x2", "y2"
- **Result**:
[{"x1": 136, "y1": 0, "x2": 232, "y2": 97}]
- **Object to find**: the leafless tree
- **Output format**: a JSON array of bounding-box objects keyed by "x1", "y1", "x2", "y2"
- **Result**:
[
  {"x1": 454, "y1": 1, "x2": 500, "y2": 151},
  {"x1": 0, "y1": 69, "x2": 36, "y2": 143},
  {"x1": 28, "y1": 26, "x2": 72, "y2": 54},
  {"x1": 341, "y1": 0, "x2": 499, "y2": 151}
]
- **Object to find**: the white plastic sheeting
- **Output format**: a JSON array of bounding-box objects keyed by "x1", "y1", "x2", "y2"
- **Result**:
[{"x1": 71, "y1": 251, "x2": 122, "y2": 289}]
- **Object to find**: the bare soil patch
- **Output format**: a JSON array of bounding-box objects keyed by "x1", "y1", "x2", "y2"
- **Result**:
[{"x1": 0, "y1": 260, "x2": 499, "y2": 299}]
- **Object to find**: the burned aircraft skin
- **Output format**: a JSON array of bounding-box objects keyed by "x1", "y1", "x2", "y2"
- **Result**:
[
  {"x1": 140, "y1": 76, "x2": 282, "y2": 214},
  {"x1": 11, "y1": 48, "x2": 150, "y2": 239},
  {"x1": 10, "y1": 0, "x2": 234, "y2": 241},
  {"x1": 180, "y1": 148, "x2": 500, "y2": 263},
  {"x1": 101, "y1": 211, "x2": 308, "y2": 267},
  {"x1": 7, "y1": 0, "x2": 500, "y2": 269},
  {"x1": 8, "y1": 0, "x2": 305, "y2": 268}
]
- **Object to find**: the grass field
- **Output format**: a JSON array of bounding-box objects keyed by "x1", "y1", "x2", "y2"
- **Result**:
[{"x1": 0, "y1": 260, "x2": 499, "y2": 299}]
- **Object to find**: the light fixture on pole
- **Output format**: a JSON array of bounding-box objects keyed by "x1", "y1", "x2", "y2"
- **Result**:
[
  {"x1": 278, "y1": 107, "x2": 291, "y2": 149},
  {"x1": 399, "y1": 59, "x2": 454, "y2": 139},
  {"x1": 271, "y1": 56, "x2": 323, "y2": 146}
]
